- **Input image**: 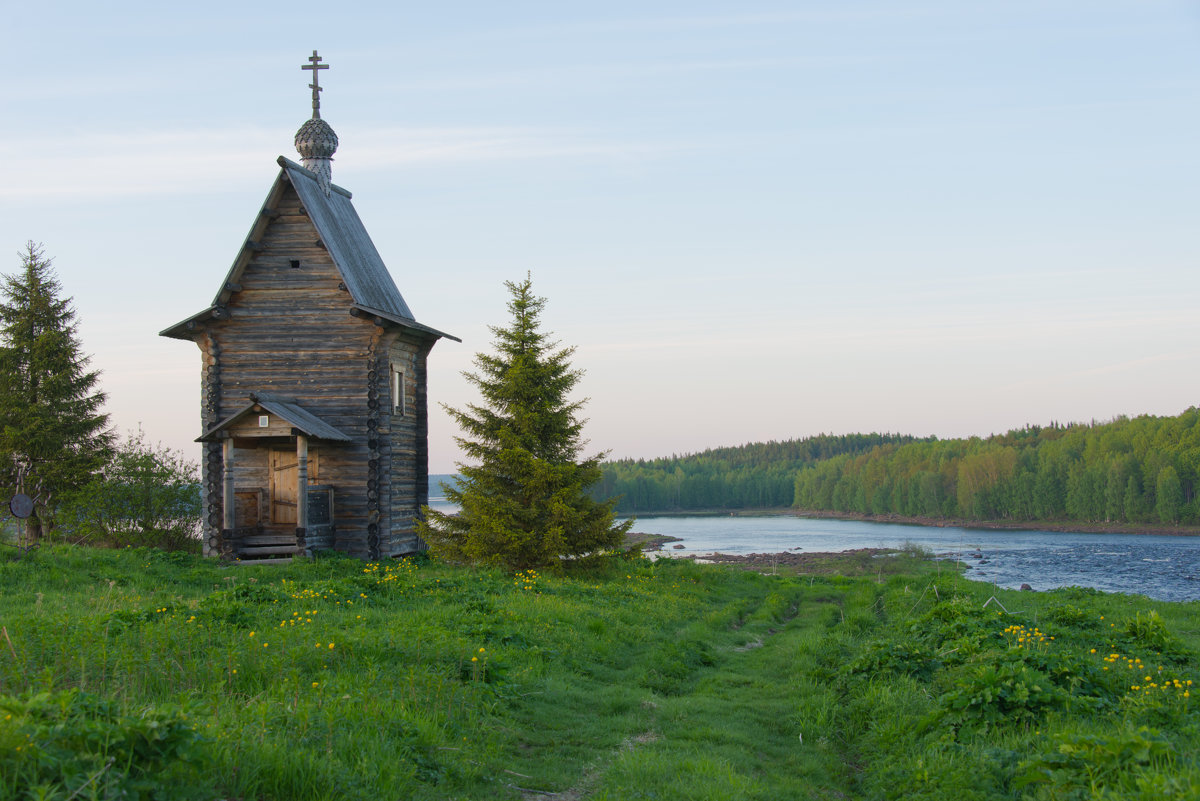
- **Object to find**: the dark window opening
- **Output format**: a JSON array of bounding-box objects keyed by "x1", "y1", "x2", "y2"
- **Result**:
[{"x1": 290, "y1": 260, "x2": 301, "y2": 269}]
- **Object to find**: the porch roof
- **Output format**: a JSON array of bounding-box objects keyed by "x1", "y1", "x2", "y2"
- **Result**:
[{"x1": 198, "y1": 392, "x2": 352, "y2": 443}]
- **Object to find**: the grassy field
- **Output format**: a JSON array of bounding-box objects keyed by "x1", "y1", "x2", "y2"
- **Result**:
[{"x1": 0, "y1": 544, "x2": 1198, "y2": 800}]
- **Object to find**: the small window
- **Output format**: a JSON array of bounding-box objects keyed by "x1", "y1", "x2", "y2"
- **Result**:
[
  {"x1": 391, "y1": 366, "x2": 405, "y2": 416},
  {"x1": 258, "y1": 415, "x2": 270, "y2": 427},
  {"x1": 289, "y1": 260, "x2": 300, "y2": 269}
]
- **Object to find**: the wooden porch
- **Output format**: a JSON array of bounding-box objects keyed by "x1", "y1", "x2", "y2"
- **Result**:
[
  {"x1": 219, "y1": 482, "x2": 337, "y2": 563},
  {"x1": 200, "y1": 393, "x2": 348, "y2": 562}
]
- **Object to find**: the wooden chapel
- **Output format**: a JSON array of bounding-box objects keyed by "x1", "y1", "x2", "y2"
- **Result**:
[{"x1": 161, "y1": 52, "x2": 457, "y2": 561}]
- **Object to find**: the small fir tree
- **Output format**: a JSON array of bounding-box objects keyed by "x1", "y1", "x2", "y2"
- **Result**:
[
  {"x1": 419, "y1": 276, "x2": 630, "y2": 569},
  {"x1": 0, "y1": 242, "x2": 113, "y2": 544}
]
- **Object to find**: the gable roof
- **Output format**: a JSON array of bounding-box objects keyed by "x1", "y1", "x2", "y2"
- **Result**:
[
  {"x1": 197, "y1": 392, "x2": 352, "y2": 443},
  {"x1": 273, "y1": 157, "x2": 412, "y2": 319},
  {"x1": 161, "y1": 158, "x2": 458, "y2": 342}
]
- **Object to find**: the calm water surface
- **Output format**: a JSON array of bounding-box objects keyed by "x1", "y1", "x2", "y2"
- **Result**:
[{"x1": 428, "y1": 499, "x2": 1200, "y2": 602}]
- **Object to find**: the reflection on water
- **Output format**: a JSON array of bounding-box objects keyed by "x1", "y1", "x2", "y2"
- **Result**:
[{"x1": 426, "y1": 500, "x2": 1200, "y2": 603}]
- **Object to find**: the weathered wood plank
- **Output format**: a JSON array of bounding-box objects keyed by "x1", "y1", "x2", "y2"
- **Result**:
[{"x1": 238, "y1": 545, "x2": 300, "y2": 557}]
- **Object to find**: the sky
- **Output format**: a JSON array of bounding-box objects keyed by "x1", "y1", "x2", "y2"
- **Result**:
[{"x1": 3, "y1": 1, "x2": 1199, "y2": 473}]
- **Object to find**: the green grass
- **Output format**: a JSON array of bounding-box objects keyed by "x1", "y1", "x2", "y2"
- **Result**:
[{"x1": 0, "y1": 545, "x2": 1198, "y2": 799}]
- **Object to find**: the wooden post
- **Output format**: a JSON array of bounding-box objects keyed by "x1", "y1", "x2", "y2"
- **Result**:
[
  {"x1": 296, "y1": 435, "x2": 309, "y2": 549},
  {"x1": 222, "y1": 437, "x2": 235, "y2": 532}
]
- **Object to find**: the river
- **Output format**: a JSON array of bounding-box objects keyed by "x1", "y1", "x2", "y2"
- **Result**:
[
  {"x1": 626, "y1": 514, "x2": 1200, "y2": 603},
  {"x1": 428, "y1": 499, "x2": 1200, "y2": 603}
]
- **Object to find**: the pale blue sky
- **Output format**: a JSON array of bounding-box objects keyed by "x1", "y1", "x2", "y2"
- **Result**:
[{"x1": 4, "y1": 1, "x2": 1199, "y2": 472}]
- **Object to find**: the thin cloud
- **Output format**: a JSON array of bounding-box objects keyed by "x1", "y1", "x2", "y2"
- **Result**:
[
  {"x1": 998, "y1": 351, "x2": 1198, "y2": 395},
  {"x1": 579, "y1": 306, "x2": 1200, "y2": 355},
  {"x1": 3, "y1": 129, "x2": 278, "y2": 199},
  {"x1": 1, "y1": 126, "x2": 676, "y2": 201},
  {"x1": 434, "y1": 7, "x2": 939, "y2": 43},
  {"x1": 342, "y1": 126, "x2": 681, "y2": 169},
  {"x1": 386, "y1": 55, "x2": 811, "y2": 94}
]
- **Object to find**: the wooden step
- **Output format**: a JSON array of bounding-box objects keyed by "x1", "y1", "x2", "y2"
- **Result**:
[
  {"x1": 234, "y1": 556, "x2": 296, "y2": 566},
  {"x1": 237, "y1": 545, "x2": 300, "y2": 558},
  {"x1": 240, "y1": 534, "x2": 300, "y2": 547}
]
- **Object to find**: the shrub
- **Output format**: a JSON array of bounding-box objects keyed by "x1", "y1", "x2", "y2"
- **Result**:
[
  {"x1": 898, "y1": 540, "x2": 934, "y2": 560},
  {"x1": 54, "y1": 430, "x2": 200, "y2": 551}
]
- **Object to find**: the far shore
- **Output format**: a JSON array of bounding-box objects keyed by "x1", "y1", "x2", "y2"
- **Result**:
[
  {"x1": 620, "y1": 507, "x2": 1200, "y2": 539},
  {"x1": 792, "y1": 508, "x2": 1200, "y2": 537}
]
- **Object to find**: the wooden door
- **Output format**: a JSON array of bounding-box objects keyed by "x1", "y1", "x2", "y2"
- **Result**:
[
  {"x1": 270, "y1": 449, "x2": 298, "y2": 524},
  {"x1": 269, "y1": 448, "x2": 320, "y2": 524}
]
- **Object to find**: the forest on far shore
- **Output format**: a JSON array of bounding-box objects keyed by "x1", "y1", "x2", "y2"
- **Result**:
[
  {"x1": 590, "y1": 408, "x2": 1200, "y2": 526},
  {"x1": 591, "y1": 434, "x2": 922, "y2": 512}
]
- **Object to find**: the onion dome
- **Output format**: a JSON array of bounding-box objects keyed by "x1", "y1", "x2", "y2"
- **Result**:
[
  {"x1": 297, "y1": 51, "x2": 337, "y2": 192},
  {"x1": 295, "y1": 118, "x2": 338, "y2": 160}
]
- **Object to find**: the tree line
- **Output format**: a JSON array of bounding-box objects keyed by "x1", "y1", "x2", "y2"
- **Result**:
[
  {"x1": 793, "y1": 413, "x2": 1200, "y2": 525},
  {"x1": 592, "y1": 434, "x2": 921, "y2": 513},
  {"x1": 594, "y1": 412, "x2": 1200, "y2": 526}
]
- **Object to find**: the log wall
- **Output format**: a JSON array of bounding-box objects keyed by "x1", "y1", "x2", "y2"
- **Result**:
[
  {"x1": 193, "y1": 180, "x2": 431, "y2": 560},
  {"x1": 226, "y1": 182, "x2": 369, "y2": 555},
  {"x1": 200, "y1": 333, "x2": 223, "y2": 557},
  {"x1": 383, "y1": 336, "x2": 433, "y2": 555}
]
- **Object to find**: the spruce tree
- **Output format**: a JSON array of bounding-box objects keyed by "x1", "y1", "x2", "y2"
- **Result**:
[
  {"x1": 0, "y1": 242, "x2": 113, "y2": 543},
  {"x1": 419, "y1": 276, "x2": 630, "y2": 569}
]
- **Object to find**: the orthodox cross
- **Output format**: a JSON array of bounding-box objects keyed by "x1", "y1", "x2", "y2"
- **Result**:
[{"x1": 302, "y1": 50, "x2": 329, "y2": 119}]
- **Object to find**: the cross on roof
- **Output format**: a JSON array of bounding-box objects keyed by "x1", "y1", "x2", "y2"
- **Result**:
[{"x1": 302, "y1": 50, "x2": 329, "y2": 119}]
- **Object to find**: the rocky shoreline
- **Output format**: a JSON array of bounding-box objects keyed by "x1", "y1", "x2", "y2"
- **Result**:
[
  {"x1": 677, "y1": 547, "x2": 891, "y2": 572},
  {"x1": 621, "y1": 508, "x2": 1200, "y2": 578},
  {"x1": 621, "y1": 529, "x2": 894, "y2": 573},
  {"x1": 623, "y1": 531, "x2": 683, "y2": 552}
]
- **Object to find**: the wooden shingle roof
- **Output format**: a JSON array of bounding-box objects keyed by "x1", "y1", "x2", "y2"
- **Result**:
[
  {"x1": 160, "y1": 158, "x2": 457, "y2": 342},
  {"x1": 197, "y1": 393, "x2": 352, "y2": 443},
  {"x1": 275, "y1": 157, "x2": 413, "y2": 320}
]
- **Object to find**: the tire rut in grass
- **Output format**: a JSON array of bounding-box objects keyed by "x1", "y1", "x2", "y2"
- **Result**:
[
  {"x1": 733, "y1": 600, "x2": 801, "y2": 652},
  {"x1": 521, "y1": 586, "x2": 840, "y2": 800},
  {"x1": 516, "y1": 730, "x2": 662, "y2": 801},
  {"x1": 587, "y1": 590, "x2": 847, "y2": 799}
]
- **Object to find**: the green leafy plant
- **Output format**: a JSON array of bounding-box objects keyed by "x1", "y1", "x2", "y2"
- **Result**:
[
  {"x1": 0, "y1": 689, "x2": 212, "y2": 800},
  {"x1": 1044, "y1": 603, "x2": 1098, "y2": 629},
  {"x1": 195, "y1": 591, "x2": 253, "y2": 628},
  {"x1": 848, "y1": 639, "x2": 942, "y2": 681},
  {"x1": 1124, "y1": 610, "x2": 1177, "y2": 653},
  {"x1": 1017, "y1": 727, "x2": 1186, "y2": 800},
  {"x1": 940, "y1": 658, "x2": 1067, "y2": 727}
]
